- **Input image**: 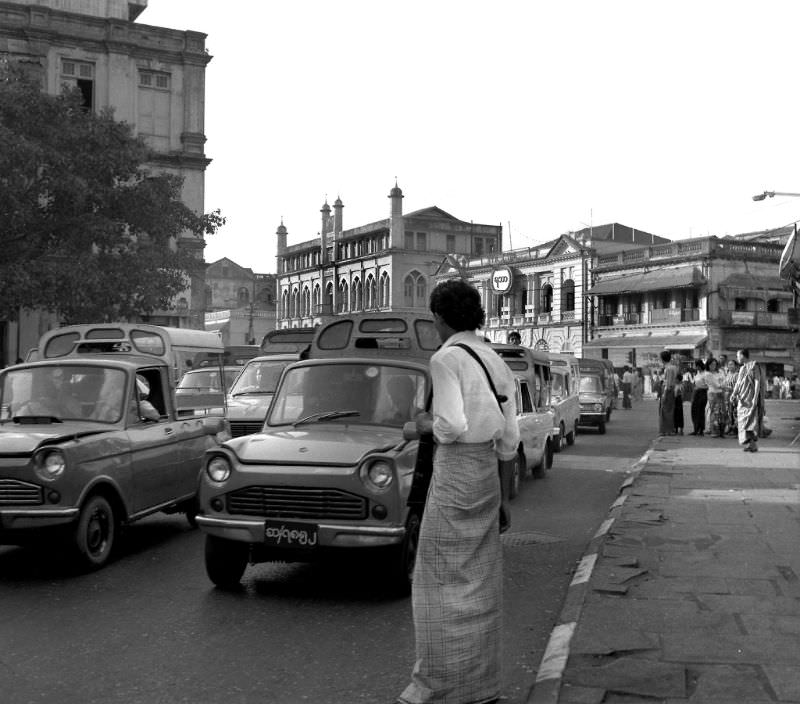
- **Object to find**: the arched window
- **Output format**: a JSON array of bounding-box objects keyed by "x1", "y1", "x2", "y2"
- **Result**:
[
  {"x1": 302, "y1": 286, "x2": 311, "y2": 317},
  {"x1": 313, "y1": 284, "x2": 321, "y2": 313},
  {"x1": 238, "y1": 287, "x2": 250, "y2": 306},
  {"x1": 562, "y1": 279, "x2": 575, "y2": 311},
  {"x1": 325, "y1": 282, "x2": 334, "y2": 311},
  {"x1": 338, "y1": 279, "x2": 348, "y2": 312},
  {"x1": 291, "y1": 288, "x2": 299, "y2": 318},
  {"x1": 380, "y1": 272, "x2": 390, "y2": 307},
  {"x1": 281, "y1": 290, "x2": 289, "y2": 319},
  {"x1": 352, "y1": 277, "x2": 363, "y2": 311},
  {"x1": 403, "y1": 271, "x2": 427, "y2": 307},
  {"x1": 366, "y1": 274, "x2": 376, "y2": 309},
  {"x1": 541, "y1": 283, "x2": 553, "y2": 313}
]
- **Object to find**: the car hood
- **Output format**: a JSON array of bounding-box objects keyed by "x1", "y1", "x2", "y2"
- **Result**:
[
  {"x1": 579, "y1": 393, "x2": 605, "y2": 403},
  {"x1": 226, "y1": 394, "x2": 274, "y2": 420},
  {"x1": 227, "y1": 424, "x2": 403, "y2": 465},
  {"x1": 0, "y1": 421, "x2": 107, "y2": 454}
]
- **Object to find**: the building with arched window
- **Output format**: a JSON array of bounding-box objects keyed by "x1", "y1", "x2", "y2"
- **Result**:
[
  {"x1": 434, "y1": 223, "x2": 668, "y2": 357},
  {"x1": 274, "y1": 183, "x2": 502, "y2": 328}
]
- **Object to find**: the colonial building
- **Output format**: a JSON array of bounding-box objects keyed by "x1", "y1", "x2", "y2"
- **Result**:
[
  {"x1": 584, "y1": 231, "x2": 798, "y2": 377},
  {"x1": 0, "y1": 0, "x2": 211, "y2": 364},
  {"x1": 434, "y1": 223, "x2": 667, "y2": 356},
  {"x1": 203, "y1": 258, "x2": 277, "y2": 347},
  {"x1": 275, "y1": 183, "x2": 502, "y2": 327}
]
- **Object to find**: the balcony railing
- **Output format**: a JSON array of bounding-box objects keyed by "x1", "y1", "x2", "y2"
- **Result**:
[
  {"x1": 560, "y1": 310, "x2": 576, "y2": 322},
  {"x1": 649, "y1": 308, "x2": 699, "y2": 323},
  {"x1": 719, "y1": 310, "x2": 790, "y2": 327}
]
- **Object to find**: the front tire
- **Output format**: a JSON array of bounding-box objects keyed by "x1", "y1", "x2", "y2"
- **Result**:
[
  {"x1": 205, "y1": 535, "x2": 249, "y2": 589},
  {"x1": 553, "y1": 422, "x2": 566, "y2": 453},
  {"x1": 566, "y1": 423, "x2": 576, "y2": 446},
  {"x1": 533, "y1": 440, "x2": 552, "y2": 478},
  {"x1": 73, "y1": 494, "x2": 116, "y2": 570},
  {"x1": 598, "y1": 420, "x2": 606, "y2": 435}
]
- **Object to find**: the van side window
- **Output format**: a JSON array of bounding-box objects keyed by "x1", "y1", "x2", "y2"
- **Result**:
[{"x1": 519, "y1": 381, "x2": 533, "y2": 413}]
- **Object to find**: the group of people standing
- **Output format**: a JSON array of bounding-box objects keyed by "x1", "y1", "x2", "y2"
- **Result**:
[{"x1": 658, "y1": 348, "x2": 767, "y2": 452}]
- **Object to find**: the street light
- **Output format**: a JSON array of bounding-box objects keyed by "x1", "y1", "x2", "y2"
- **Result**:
[{"x1": 752, "y1": 190, "x2": 800, "y2": 201}]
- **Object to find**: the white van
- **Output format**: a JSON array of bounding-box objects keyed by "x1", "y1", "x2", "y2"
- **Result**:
[{"x1": 548, "y1": 353, "x2": 581, "y2": 452}]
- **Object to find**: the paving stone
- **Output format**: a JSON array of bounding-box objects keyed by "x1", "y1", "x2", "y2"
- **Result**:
[
  {"x1": 564, "y1": 657, "x2": 686, "y2": 698},
  {"x1": 629, "y1": 576, "x2": 730, "y2": 597},
  {"x1": 558, "y1": 683, "x2": 606, "y2": 704},
  {"x1": 763, "y1": 665, "x2": 800, "y2": 702},
  {"x1": 662, "y1": 632, "x2": 800, "y2": 665},
  {"x1": 688, "y1": 664, "x2": 773, "y2": 701},
  {"x1": 695, "y1": 594, "x2": 800, "y2": 615},
  {"x1": 570, "y1": 626, "x2": 658, "y2": 656},
  {"x1": 739, "y1": 613, "x2": 800, "y2": 636},
  {"x1": 658, "y1": 553, "x2": 778, "y2": 580}
]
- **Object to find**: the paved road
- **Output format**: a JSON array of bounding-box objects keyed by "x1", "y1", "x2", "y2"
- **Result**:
[{"x1": 0, "y1": 399, "x2": 659, "y2": 704}]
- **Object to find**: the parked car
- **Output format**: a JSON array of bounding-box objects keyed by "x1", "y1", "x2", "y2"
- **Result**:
[
  {"x1": 0, "y1": 324, "x2": 229, "y2": 570},
  {"x1": 196, "y1": 313, "x2": 440, "y2": 593},
  {"x1": 547, "y1": 353, "x2": 581, "y2": 452},
  {"x1": 577, "y1": 358, "x2": 615, "y2": 434},
  {"x1": 491, "y1": 344, "x2": 556, "y2": 496}
]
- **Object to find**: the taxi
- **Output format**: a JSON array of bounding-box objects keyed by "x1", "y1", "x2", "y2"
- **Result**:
[
  {"x1": 196, "y1": 314, "x2": 439, "y2": 593},
  {"x1": 0, "y1": 324, "x2": 228, "y2": 569}
]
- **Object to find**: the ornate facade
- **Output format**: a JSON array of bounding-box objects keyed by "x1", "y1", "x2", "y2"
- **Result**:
[
  {"x1": 275, "y1": 184, "x2": 502, "y2": 328},
  {"x1": 0, "y1": 0, "x2": 211, "y2": 364}
]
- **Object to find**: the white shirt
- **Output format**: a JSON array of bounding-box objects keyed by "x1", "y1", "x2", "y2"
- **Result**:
[{"x1": 430, "y1": 331, "x2": 520, "y2": 461}]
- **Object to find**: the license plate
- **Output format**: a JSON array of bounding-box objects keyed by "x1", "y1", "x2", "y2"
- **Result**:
[{"x1": 264, "y1": 519, "x2": 318, "y2": 548}]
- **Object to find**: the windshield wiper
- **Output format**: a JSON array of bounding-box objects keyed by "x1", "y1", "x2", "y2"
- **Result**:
[
  {"x1": 232, "y1": 390, "x2": 274, "y2": 397},
  {"x1": 293, "y1": 410, "x2": 360, "y2": 427}
]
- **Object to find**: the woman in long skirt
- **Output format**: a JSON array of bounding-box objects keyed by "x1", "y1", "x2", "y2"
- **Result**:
[{"x1": 730, "y1": 349, "x2": 764, "y2": 452}]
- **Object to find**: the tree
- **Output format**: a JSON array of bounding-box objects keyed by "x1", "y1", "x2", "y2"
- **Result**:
[{"x1": 0, "y1": 61, "x2": 225, "y2": 323}]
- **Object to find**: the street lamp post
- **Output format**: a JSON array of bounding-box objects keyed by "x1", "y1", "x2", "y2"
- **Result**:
[{"x1": 752, "y1": 190, "x2": 800, "y2": 201}]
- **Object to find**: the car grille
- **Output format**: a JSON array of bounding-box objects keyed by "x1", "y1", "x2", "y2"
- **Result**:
[
  {"x1": 0, "y1": 478, "x2": 44, "y2": 506},
  {"x1": 227, "y1": 486, "x2": 368, "y2": 520},
  {"x1": 229, "y1": 421, "x2": 264, "y2": 437}
]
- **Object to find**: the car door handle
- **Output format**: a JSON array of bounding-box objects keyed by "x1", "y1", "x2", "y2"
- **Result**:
[{"x1": 164, "y1": 427, "x2": 174, "y2": 436}]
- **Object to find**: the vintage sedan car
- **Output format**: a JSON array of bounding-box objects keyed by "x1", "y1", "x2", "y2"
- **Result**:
[
  {"x1": 196, "y1": 314, "x2": 439, "y2": 593},
  {"x1": 577, "y1": 372, "x2": 610, "y2": 433},
  {"x1": 225, "y1": 353, "x2": 300, "y2": 437},
  {"x1": 0, "y1": 352, "x2": 228, "y2": 569}
]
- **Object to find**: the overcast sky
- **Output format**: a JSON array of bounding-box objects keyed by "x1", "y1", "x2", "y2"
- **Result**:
[{"x1": 141, "y1": 0, "x2": 800, "y2": 273}]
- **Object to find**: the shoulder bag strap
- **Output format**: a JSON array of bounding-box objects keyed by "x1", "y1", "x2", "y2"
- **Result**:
[{"x1": 453, "y1": 343, "x2": 507, "y2": 408}]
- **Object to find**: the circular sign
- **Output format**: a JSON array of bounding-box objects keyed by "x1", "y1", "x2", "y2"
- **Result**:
[{"x1": 490, "y1": 267, "x2": 513, "y2": 293}]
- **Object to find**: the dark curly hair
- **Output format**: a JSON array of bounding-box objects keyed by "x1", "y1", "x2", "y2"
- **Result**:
[
  {"x1": 429, "y1": 279, "x2": 485, "y2": 331},
  {"x1": 660, "y1": 350, "x2": 671, "y2": 363}
]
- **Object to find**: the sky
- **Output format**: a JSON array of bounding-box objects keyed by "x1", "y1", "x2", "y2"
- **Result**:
[{"x1": 141, "y1": 0, "x2": 800, "y2": 274}]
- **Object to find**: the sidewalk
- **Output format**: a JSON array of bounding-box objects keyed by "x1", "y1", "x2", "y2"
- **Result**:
[{"x1": 529, "y1": 399, "x2": 800, "y2": 704}]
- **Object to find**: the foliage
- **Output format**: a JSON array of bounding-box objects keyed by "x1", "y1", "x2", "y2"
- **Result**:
[{"x1": 0, "y1": 61, "x2": 225, "y2": 323}]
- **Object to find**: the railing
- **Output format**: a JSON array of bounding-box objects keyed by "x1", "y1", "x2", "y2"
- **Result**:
[
  {"x1": 560, "y1": 310, "x2": 576, "y2": 322},
  {"x1": 512, "y1": 314, "x2": 526, "y2": 326},
  {"x1": 649, "y1": 308, "x2": 699, "y2": 323},
  {"x1": 719, "y1": 310, "x2": 790, "y2": 327}
]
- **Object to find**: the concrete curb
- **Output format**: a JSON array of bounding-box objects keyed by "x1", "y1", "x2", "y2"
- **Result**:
[{"x1": 525, "y1": 448, "x2": 653, "y2": 704}]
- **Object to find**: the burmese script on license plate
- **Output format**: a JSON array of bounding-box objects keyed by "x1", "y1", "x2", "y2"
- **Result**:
[{"x1": 264, "y1": 519, "x2": 318, "y2": 547}]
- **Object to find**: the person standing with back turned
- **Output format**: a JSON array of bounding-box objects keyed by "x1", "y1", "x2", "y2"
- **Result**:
[{"x1": 398, "y1": 279, "x2": 520, "y2": 704}]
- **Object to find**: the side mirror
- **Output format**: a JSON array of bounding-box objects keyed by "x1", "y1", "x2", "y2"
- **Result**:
[{"x1": 402, "y1": 421, "x2": 419, "y2": 441}]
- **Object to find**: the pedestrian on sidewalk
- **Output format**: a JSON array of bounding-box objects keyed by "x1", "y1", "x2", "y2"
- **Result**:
[
  {"x1": 398, "y1": 279, "x2": 519, "y2": 704},
  {"x1": 722, "y1": 358, "x2": 738, "y2": 435},
  {"x1": 705, "y1": 358, "x2": 725, "y2": 437},
  {"x1": 658, "y1": 350, "x2": 678, "y2": 435},
  {"x1": 622, "y1": 365, "x2": 633, "y2": 409},
  {"x1": 730, "y1": 348, "x2": 765, "y2": 452},
  {"x1": 690, "y1": 359, "x2": 708, "y2": 435}
]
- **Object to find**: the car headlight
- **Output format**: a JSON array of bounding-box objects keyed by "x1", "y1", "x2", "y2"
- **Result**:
[
  {"x1": 35, "y1": 449, "x2": 66, "y2": 481},
  {"x1": 594, "y1": 403, "x2": 603, "y2": 411},
  {"x1": 206, "y1": 455, "x2": 232, "y2": 483},
  {"x1": 362, "y1": 460, "x2": 394, "y2": 492}
]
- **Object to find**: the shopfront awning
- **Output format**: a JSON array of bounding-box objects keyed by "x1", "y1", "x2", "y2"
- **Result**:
[
  {"x1": 584, "y1": 333, "x2": 708, "y2": 351},
  {"x1": 586, "y1": 266, "x2": 706, "y2": 296}
]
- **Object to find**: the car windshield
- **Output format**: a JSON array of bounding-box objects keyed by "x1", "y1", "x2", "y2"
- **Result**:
[
  {"x1": 579, "y1": 375, "x2": 603, "y2": 393},
  {"x1": 268, "y1": 363, "x2": 427, "y2": 427},
  {"x1": 229, "y1": 359, "x2": 291, "y2": 396},
  {"x1": 0, "y1": 365, "x2": 127, "y2": 422}
]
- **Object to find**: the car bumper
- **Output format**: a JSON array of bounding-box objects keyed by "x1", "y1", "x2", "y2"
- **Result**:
[
  {"x1": 579, "y1": 412, "x2": 605, "y2": 424},
  {"x1": 0, "y1": 507, "x2": 80, "y2": 530},
  {"x1": 196, "y1": 514, "x2": 406, "y2": 548}
]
